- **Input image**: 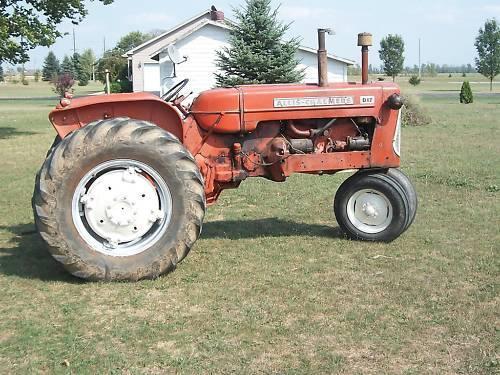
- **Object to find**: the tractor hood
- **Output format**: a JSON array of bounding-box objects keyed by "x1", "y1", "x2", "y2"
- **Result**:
[{"x1": 190, "y1": 82, "x2": 400, "y2": 134}]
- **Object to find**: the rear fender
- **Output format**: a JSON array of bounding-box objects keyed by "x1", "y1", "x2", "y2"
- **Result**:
[{"x1": 49, "y1": 93, "x2": 184, "y2": 140}]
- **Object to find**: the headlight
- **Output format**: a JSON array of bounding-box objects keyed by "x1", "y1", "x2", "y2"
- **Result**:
[
  {"x1": 387, "y1": 93, "x2": 404, "y2": 110},
  {"x1": 392, "y1": 109, "x2": 402, "y2": 157}
]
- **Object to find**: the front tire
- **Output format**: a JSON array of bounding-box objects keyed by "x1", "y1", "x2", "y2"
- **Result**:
[
  {"x1": 334, "y1": 170, "x2": 415, "y2": 242},
  {"x1": 32, "y1": 118, "x2": 206, "y2": 281}
]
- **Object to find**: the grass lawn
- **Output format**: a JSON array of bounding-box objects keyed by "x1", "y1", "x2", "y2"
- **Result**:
[
  {"x1": 0, "y1": 80, "x2": 104, "y2": 99},
  {"x1": 0, "y1": 78, "x2": 498, "y2": 374}
]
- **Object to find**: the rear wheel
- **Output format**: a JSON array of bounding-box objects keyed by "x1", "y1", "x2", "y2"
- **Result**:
[
  {"x1": 32, "y1": 118, "x2": 206, "y2": 281},
  {"x1": 334, "y1": 169, "x2": 415, "y2": 242}
]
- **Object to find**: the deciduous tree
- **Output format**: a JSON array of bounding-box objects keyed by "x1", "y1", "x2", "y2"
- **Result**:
[
  {"x1": 379, "y1": 34, "x2": 405, "y2": 81},
  {"x1": 114, "y1": 31, "x2": 151, "y2": 54},
  {"x1": 0, "y1": 0, "x2": 113, "y2": 64},
  {"x1": 475, "y1": 19, "x2": 500, "y2": 91},
  {"x1": 215, "y1": 0, "x2": 303, "y2": 87},
  {"x1": 96, "y1": 32, "x2": 152, "y2": 92},
  {"x1": 52, "y1": 73, "x2": 75, "y2": 97},
  {"x1": 79, "y1": 49, "x2": 96, "y2": 81}
]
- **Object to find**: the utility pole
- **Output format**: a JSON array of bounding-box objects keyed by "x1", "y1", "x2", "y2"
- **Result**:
[
  {"x1": 418, "y1": 38, "x2": 422, "y2": 78},
  {"x1": 20, "y1": 36, "x2": 25, "y2": 83},
  {"x1": 103, "y1": 37, "x2": 106, "y2": 55},
  {"x1": 73, "y1": 28, "x2": 77, "y2": 55}
]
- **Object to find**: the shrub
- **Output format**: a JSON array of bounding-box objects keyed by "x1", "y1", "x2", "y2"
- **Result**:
[
  {"x1": 109, "y1": 82, "x2": 122, "y2": 93},
  {"x1": 460, "y1": 81, "x2": 473, "y2": 104},
  {"x1": 34, "y1": 70, "x2": 41, "y2": 82},
  {"x1": 448, "y1": 73, "x2": 452, "y2": 78},
  {"x1": 118, "y1": 79, "x2": 132, "y2": 93},
  {"x1": 462, "y1": 72, "x2": 467, "y2": 77},
  {"x1": 104, "y1": 80, "x2": 132, "y2": 93},
  {"x1": 51, "y1": 73, "x2": 75, "y2": 97},
  {"x1": 401, "y1": 95, "x2": 431, "y2": 126},
  {"x1": 409, "y1": 75, "x2": 421, "y2": 86},
  {"x1": 22, "y1": 79, "x2": 29, "y2": 85}
]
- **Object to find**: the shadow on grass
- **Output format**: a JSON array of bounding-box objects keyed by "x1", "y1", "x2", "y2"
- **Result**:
[
  {"x1": 0, "y1": 127, "x2": 36, "y2": 140},
  {"x1": 0, "y1": 223, "x2": 79, "y2": 282},
  {"x1": 202, "y1": 218, "x2": 344, "y2": 240},
  {"x1": 0, "y1": 219, "x2": 343, "y2": 281}
]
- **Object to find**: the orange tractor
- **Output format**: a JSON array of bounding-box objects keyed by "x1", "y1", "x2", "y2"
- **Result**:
[{"x1": 33, "y1": 31, "x2": 416, "y2": 281}]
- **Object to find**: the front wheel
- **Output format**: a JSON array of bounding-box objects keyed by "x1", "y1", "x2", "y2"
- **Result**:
[
  {"x1": 32, "y1": 118, "x2": 206, "y2": 281},
  {"x1": 334, "y1": 170, "x2": 416, "y2": 242}
]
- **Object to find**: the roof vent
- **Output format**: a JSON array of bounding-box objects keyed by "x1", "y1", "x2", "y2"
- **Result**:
[{"x1": 210, "y1": 5, "x2": 224, "y2": 21}]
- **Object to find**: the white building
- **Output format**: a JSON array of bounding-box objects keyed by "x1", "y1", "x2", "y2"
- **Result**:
[{"x1": 123, "y1": 8, "x2": 354, "y2": 98}]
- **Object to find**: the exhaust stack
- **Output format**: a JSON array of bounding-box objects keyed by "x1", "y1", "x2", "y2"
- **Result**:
[
  {"x1": 358, "y1": 32, "x2": 373, "y2": 85},
  {"x1": 318, "y1": 28, "x2": 332, "y2": 87}
]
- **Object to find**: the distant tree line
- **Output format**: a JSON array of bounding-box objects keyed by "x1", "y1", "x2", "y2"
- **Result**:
[
  {"x1": 349, "y1": 63, "x2": 477, "y2": 77},
  {"x1": 1, "y1": 29, "x2": 162, "y2": 94},
  {"x1": 347, "y1": 18, "x2": 499, "y2": 90}
]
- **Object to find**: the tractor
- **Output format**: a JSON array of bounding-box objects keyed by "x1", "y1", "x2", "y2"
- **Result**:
[{"x1": 33, "y1": 31, "x2": 417, "y2": 281}]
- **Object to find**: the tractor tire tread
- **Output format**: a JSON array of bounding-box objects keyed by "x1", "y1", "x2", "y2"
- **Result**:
[
  {"x1": 32, "y1": 118, "x2": 206, "y2": 281},
  {"x1": 334, "y1": 170, "x2": 410, "y2": 242}
]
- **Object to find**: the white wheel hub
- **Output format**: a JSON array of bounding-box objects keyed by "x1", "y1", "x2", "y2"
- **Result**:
[
  {"x1": 72, "y1": 160, "x2": 172, "y2": 257},
  {"x1": 346, "y1": 189, "x2": 393, "y2": 234},
  {"x1": 81, "y1": 168, "x2": 163, "y2": 246}
]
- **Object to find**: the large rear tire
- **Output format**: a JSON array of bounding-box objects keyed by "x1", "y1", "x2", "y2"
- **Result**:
[
  {"x1": 334, "y1": 169, "x2": 416, "y2": 242},
  {"x1": 32, "y1": 118, "x2": 206, "y2": 281}
]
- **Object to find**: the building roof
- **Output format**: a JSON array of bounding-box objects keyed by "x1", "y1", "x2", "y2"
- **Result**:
[
  {"x1": 123, "y1": 10, "x2": 214, "y2": 57},
  {"x1": 124, "y1": 8, "x2": 355, "y2": 66}
]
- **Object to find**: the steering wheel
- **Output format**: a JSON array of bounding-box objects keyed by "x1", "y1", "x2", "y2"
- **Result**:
[{"x1": 161, "y1": 79, "x2": 189, "y2": 102}]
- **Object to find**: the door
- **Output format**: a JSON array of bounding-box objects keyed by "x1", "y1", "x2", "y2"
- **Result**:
[{"x1": 143, "y1": 63, "x2": 160, "y2": 94}]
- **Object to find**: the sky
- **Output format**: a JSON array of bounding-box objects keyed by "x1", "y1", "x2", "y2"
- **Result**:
[{"x1": 20, "y1": 0, "x2": 500, "y2": 70}]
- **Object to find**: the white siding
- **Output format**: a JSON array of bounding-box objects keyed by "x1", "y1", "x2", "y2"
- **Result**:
[
  {"x1": 158, "y1": 24, "x2": 229, "y2": 99},
  {"x1": 297, "y1": 50, "x2": 347, "y2": 83},
  {"x1": 129, "y1": 13, "x2": 213, "y2": 92}
]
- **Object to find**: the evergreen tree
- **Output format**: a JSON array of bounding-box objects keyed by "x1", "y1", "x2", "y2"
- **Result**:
[
  {"x1": 460, "y1": 81, "x2": 473, "y2": 104},
  {"x1": 42, "y1": 51, "x2": 60, "y2": 81},
  {"x1": 0, "y1": 63, "x2": 4, "y2": 82},
  {"x1": 215, "y1": 0, "x2": 303, "y2": 87},
  {"x1": 409, "y1": 75, "x2": 421, "y2": 86},
  {"x1": 72, "y1": 53, "x2": 85, "y2": 81},
  {"x1": 379, "y1": 34, "x2": 405, "y2": 81},
  {"x1": 61, "y1": 55, "x2": 75, "y2": 77},
  {"x1": 475, "y1": 19, "x2": 500, "y2": 91}
]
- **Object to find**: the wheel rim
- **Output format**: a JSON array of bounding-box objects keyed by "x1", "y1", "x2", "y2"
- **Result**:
[
  {"x1": 346, "y1": 189, "x2": 393, "y2": 234},
  {"x1": 72, "y1": 159, "x2": 172, "y2": 257}
]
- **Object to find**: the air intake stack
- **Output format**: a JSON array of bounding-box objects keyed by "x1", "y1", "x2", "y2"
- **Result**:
[{"x1": 358, "y1": 32, "x2": 373, "y2": 85}]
